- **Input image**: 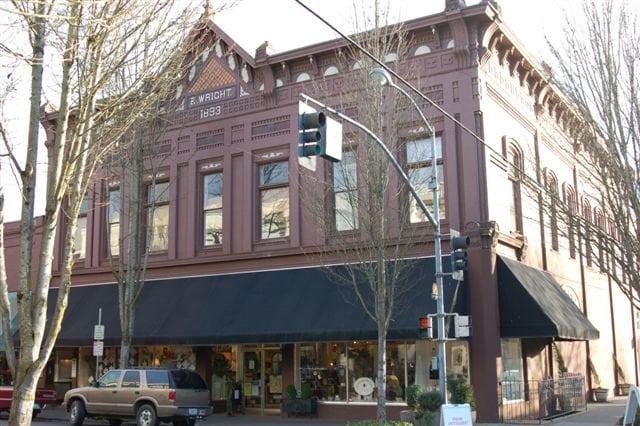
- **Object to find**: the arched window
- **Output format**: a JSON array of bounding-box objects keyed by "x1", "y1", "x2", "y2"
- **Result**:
[
  {"x1": 546, "y1": 171, "x2": 559, "y2": 251},
  {"x1": 563, "y1": 184, "x2": 577, "y2": 258},
  {"x1": 352, "y1": 60, "x2": 364, "y2": 70},
  {"x1": 295, "y1": 72, "x2": 311, "y2": 83},
  {"x1": 275, "y1": 79, "x2": 284, "y2": 88},
  {"x1": 323, "y1": 65, "x2": 339, "y2": 77},
  {"x1": 506, "y1": 144, "x2": 524, "y2": 234},
  {"x1": 594, "y1": 207, "x2": 606, "y2": 272},
  {"x1": 582, "y1": 198, "x2": 593, "y2": 266},
  {"x1": 413, "y1": 45, "x2": 431, "y2": 56},
  {"x1": 384, "y1": 52, "x2": 398, "y2": 63}
]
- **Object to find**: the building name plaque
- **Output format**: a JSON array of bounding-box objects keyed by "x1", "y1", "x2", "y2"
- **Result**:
[{"x1": 188, "y1": 85, "x2": 236, "y2": 109}]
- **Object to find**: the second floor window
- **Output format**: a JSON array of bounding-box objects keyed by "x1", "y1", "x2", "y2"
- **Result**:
[
  {"x1": 507, "y1": 146, "x2": 523, "y2": 234},
  {"x1": 203, "y1": 173, "x2": 223, "y2": 246},
  {"x1": 334, "y1": 151, "x2": 358, "y2": 231},
  {"x1": 107, "y1": 188, "x2": 121, "y2": 257},
  {"x1": 406, "y1": 136, "x2": 445, "y2": 223},
  {"x1": 73, "y1": 196, "x2": 90, "y2": 259},
  {"x1": 259, "y1": 161, "x2": 289, "y2": 239},
  {"x1": 146, "y1": 181, "x2": 170, "y2": 252}
]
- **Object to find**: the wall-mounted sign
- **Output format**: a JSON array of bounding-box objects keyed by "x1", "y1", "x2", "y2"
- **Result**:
[{"x1": 188, "y1": 85, "x2": 237, "y2": 109}]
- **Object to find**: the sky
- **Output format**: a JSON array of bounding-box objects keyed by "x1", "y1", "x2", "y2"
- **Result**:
[
  {"x1": 214, "y1": 0, "x2": 570, "y2": 59},
  {"x1": 0, "y1": 0, "x2": 576, "y2": 222}
]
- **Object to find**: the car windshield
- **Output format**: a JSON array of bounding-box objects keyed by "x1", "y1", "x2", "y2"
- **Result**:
[
  {"x1": 170, "y1": 370, "x2": 207, "y2": 390},
  {"x1": 98, "y1": 370, "x2": 121, "y2": 387}
]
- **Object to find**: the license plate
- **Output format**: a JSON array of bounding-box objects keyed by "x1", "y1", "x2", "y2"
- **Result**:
[{"x1": 188, "y1": 408, "x2": 197, "y2": 415}]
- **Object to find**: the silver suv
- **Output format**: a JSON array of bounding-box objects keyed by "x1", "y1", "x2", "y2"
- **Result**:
[{"x1": 64, "y1": 368, "x2": 211, "y2": 426}]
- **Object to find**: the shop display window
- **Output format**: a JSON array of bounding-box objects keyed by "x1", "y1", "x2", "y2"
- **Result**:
[
  {"x1": 210, "y1": 345, "x2": 237, "y2": 401},
  {"x1": 96, "y1": 345, "x2": 196, "y2": 374},
  {"x1": 298, "y1": 341, "x2": 416, "y2": 402}
]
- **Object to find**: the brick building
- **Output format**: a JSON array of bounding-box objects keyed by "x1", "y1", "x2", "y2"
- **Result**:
[{"x1": 4, "y1": 0, "x2": 635, "y2": 422}]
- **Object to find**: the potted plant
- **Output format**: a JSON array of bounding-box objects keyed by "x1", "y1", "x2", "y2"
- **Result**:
[
  {"x1": 282, "y1": 383, "x2": 317, "y2": 417},
  {"x1": 447, "y1": 373, "x2": 476, "y2": 420},
  {"x1": 415, "y1": 390, "x2": 444, "y2": 426},
  {"x1": 400, "y1": 384, "x2": 423, "y2": 422},
  {"x1": 589, "y1": 358, "x2": 609, "y2": 402},
  {"x1": 615, "y1": 356, "x2": 630, "y2": 396}
]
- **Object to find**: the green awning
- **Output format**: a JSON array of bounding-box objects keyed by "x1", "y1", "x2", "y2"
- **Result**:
[{"x1": 498, "y1": 256, "x2": 599, "y2": 341}]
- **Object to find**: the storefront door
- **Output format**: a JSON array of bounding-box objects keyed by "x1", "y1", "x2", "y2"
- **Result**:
[{"x1": 242, "y1": 345, "x2": 282, "y2": 414}]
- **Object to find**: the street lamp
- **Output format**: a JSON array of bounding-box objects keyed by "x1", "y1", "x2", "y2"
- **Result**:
[{"x1": 369, "y1": 67, "x2": 448, "y2": 402}]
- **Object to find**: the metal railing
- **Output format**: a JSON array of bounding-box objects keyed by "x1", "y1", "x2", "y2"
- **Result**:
[{"x1": 498, "y1": 375, "x2": 586, "y2": 423}]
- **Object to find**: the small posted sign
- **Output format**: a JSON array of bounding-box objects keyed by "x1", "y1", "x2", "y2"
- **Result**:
[
  {"x1": 441, "y1": 403, "x2": 472, "y2": 426},
  {"x1": 93, "y1": 340, "x2": 104, "y2": 357}
]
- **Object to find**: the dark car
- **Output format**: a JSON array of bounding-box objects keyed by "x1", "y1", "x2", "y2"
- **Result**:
[
  {"x1": 63, "y1": 368, "x2": 211, "y2": 426},
  {"x1": 0, "y1": 370, "x2": 57, "y2": 418}
]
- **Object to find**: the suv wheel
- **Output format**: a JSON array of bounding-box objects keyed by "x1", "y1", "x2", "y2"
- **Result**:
[
  {"x1": 69, "y1": 400, "x2": 86, "y2": 425},
  {"x1": 137, "y1": 403, "x2": 159, "y2": 426}
]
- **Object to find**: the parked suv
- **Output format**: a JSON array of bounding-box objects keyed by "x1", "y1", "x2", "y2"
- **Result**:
[{"x1": 63, "y1": 368, "x2": 211, "y2": 426}]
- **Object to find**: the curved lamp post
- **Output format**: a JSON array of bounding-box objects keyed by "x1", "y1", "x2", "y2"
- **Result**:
[{"x1": 369, "y1": 67, "x2": 448, "y2": 402}]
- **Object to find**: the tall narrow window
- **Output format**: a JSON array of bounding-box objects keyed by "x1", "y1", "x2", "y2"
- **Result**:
[
  {"x1": 582, "y1": 199, "x2": 593, "y2": 267},
  {"x1": 146, "y1": 181, "x2": 170, "y2": 252},
  {"x1": 564, "y1": 186, "x2": 577, "y2": 258},
  {"x1": 501, "y1": 338, "x2": 524, "y2": 402},
  {"x1": 107, "y1": 188, "x2": 121, "y2": 257},
  {"x1": 259, "y1": 161, "x2": 289, "y2": 239},
  {"x1": 547, "y1": 173, "x2": 559, "y2": 251},
  {"x1": 406, "y1": 136, "x2": 445, "y2": 223},
  {"x1": 203, "y1": 173, "x2": 223, "y2": 246},
  {"x1": 334, "y1": 151, "x2": 358, "y2": 231},
  {"x1": 594, "y1": 208, "x2": 606, "y2": 272},
  {"x1": 507, "y1": 146, "x2": 523, "y2": 234},
  {"x1": 73, "y1": 196, "x2": 90, "y2": 259}
]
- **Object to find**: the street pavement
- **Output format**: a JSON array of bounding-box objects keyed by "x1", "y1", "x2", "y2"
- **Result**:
[{"x1": 0, "y1": 396, "x2": 628, "y2": 425}]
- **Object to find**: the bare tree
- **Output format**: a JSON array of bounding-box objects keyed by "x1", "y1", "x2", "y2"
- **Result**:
[
  {"x1": 538, "y1": 0, "x2": 640, "y2": 305},
  {"x1": 0, "y1": 1, "x2": 206, "y2": 423},
  {"x1": 300, "y1": 3, "x2": 444, "y2": 421}
]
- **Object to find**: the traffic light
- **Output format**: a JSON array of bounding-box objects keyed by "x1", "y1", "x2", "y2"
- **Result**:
[
  {"x1": 451, "y1": 235, "x2": 470, "y2": 272},
  {"x1": 418, "y1": 316, "x2": 433, "y2": 340},
  {"x1": 298, "y1": 102, "x2": 342, "y2": 162}
]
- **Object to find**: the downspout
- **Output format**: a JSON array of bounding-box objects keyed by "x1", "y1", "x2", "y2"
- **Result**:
[
  {"x1": 572, "y1": 165, "x2": 593, "y2": 394},
  {"x1": 534, "y1": 128, "x2": 554, "y2": 378}
]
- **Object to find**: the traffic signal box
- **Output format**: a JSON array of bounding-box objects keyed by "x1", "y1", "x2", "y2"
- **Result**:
[
  {"x1": 298, "y1": 102, "x2": 342, "y2": 162},
  {"x1": 419, "y1": 316, "x2": 433, "y2": 340}
]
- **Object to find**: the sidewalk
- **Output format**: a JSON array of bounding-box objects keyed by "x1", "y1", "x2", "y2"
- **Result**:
[{"x1": 37, "y1": 397, "x2": 628, "y2": 425}]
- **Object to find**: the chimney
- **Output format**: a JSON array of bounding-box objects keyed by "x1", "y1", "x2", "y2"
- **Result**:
[
  {"x1": 445, "y1": 0, "x2": 466, "y2": 11},
  {"x1": 204, "y1": 0, "x2": 215, "y2": 20}
]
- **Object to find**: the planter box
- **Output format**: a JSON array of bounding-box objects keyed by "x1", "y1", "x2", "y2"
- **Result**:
[
  {"x1": 282, "y1": 398, "x2": 317, "y2": 417},
  {"x1": 592, "y1": 388, "x2": 609, "y2": 402},
  {"x1": 616, "y1": 383, "x2": 631, "y2": 396}
]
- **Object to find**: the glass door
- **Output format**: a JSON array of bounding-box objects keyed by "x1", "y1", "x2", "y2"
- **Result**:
[
  {"x1": 241, "y1": 345, "x2": 283, "y2": 414},
  {"x1": 265, "y1": 348, "x2": 283, "y2": 409},
  {"x1": 243, "y1": 349, "x2": 262, "y2": 410}
]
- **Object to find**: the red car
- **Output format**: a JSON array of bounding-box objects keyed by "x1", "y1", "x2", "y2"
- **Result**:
[{"x1": 0, "y1": 371, "x2": 57, "y2": 417}]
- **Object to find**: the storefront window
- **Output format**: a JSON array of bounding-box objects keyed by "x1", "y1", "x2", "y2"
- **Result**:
[
  {"x1": 211, "y1": 345, "x2": 237, "y2": 401},
  {"x1": 501, "y1": 338, "x2": 524, "y2": 402},
  {"x1": 96, "y1": 345, "x2": 197, "y2": 375},
  {"x1": 298, "y1": 341, "x2": 417, "y2": 402}
]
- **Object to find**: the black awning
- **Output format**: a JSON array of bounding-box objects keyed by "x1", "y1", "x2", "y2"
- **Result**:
[
  {"x1": 497, "y1": 256, "x2": 599, "y2": 341},
  {"x1": 53, "y1": 258, "x2": 468, "y2": 346}
]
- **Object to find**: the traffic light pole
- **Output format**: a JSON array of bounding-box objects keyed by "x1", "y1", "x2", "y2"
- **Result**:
[{"x1": 299, "y1": 92, "x2": 448, "y2": 402}]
